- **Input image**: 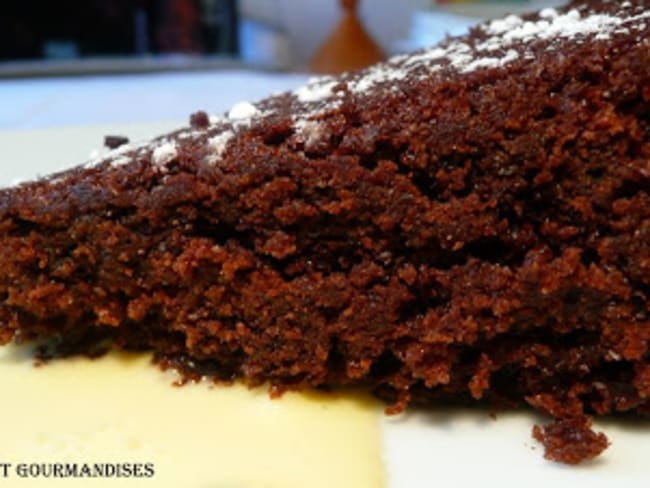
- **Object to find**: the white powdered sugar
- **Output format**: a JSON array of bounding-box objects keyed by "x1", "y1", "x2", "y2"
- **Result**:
[
  {"x1": 84, "y1": 141, "x2": 142, "y2": 169},
  {"x1": 293, "y1": 119, "x2": 325, "y2": 147},
  {"x1": 152, "y1": 141, "x2": 178, "y2": 165},
  {"x1": 87, "y1": 102, "x2": 259, "y2": 171},
  {"x1": 351, "y1": 65, "x2": 411, "y2": 94},
  {"x1": 540, "y1": 8, "x2": 560, "y2": 20},
  {"x1": 291, "y1": 78, "x2": 346, "y2": 141},
  {"x1": 486, "y1": 13, "x2": 528, "y2": 35},
  {"x1": 461, "y1": 48, "x2": 519, "y2": 73},
  {"x1": 289, "y1": 2, "x2": 649, "y2": 136},
  {"x1": 209, "y1": 114, "x2": 225, "y2": 125},
  {"x1": 484, "y1": 8, "x2": 639, "y2": 43},
  {"x1": 28, "y1": 1, "x2": 646, "y2": 186},
  {"x1": 294, "y1": 78, "x2": 339, "y2": 103},
  {"x1": 228, "y1": 101, "x2": 260, "y2": 120},
  {"x1": 326, "y1": 4, "x2": 649, "y2": 97},
  {"x1": 223, "y1": 101, "x2": 267, "y2": 132},
  {"x1": 110, "y1": 155, "x2": 132, "y2": 167},
  {"x1": 207, "y1": 130, "x2": 235, "y2": 162}
]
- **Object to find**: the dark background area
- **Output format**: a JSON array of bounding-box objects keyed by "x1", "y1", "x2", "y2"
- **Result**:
[{"x1": 0, "y1": 0, "x2": 239, "y2": 61}]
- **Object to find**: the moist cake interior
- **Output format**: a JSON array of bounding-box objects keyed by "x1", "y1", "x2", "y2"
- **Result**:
[{"x1": 1, "y1": 0, "x2": 649, "y2": 464}]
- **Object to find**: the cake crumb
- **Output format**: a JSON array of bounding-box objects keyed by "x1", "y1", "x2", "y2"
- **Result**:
[
  {"x1": 104, "y1": 135, "x2": 130, "y2": 150},
  {"x1": 532, "y1": 417, "x2": 609, "y2": 465}
]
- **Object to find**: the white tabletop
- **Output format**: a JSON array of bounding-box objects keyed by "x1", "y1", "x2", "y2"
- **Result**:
[{"x1": 0, "y1": 70, "x2": 310, "y2": 131}]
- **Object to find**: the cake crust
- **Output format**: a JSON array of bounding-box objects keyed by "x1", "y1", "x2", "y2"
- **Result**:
[{"x1": 1, "y1": 0, "x2": 649, "y2": 464}]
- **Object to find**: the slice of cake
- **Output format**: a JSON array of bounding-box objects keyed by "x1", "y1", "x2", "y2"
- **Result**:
[{"x1": 1, "y1": 0, "x2": 648, "y2": 464}]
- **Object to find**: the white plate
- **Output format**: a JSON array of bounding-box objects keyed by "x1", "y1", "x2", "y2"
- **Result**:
[{"x1": 1, "y1": 124, "x2": 648, "y2": 487}]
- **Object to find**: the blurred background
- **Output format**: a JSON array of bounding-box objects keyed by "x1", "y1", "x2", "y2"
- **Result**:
[
  {"x1": 1, "y1": 0, "x2": 567, "y2": 72},
  {"x1": 0, "y1": 0, "x2": 565, "y2": 131}
]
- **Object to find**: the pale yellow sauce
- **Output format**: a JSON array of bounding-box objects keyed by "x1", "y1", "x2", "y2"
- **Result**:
[{"x1": 0, "y1": 346, "x2": 384, "y2": 487}]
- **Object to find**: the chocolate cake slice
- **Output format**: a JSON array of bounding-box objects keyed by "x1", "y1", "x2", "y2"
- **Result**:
[{"x1": 1, "y1": 0, "x2": 648, "y2": 464}]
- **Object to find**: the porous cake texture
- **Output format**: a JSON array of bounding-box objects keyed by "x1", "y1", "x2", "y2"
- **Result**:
[{"x1": 1, "y1": 0, "x2": 649, "y2": 464}]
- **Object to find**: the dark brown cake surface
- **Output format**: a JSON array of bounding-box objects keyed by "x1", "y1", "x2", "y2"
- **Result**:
[{"x1": 1, "y1": 0, "x2": 649, "y2": 464}]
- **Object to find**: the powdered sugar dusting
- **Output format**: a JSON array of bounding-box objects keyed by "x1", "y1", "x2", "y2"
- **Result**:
[
  {"x1": 540, "y1": 8, "x2": 560, "y2": 19},
  {"x1": 111, "y1": 155, "x2": 132, "y2": 167},
  {"x1": 485, "y1": 8, "x2": 638, "y2": 43},
  {"x1": 291, "y1": 77, "x2": 346, "y2": 141},
  {"x1": 83, "y1": 141, "x2": 143, "y2": 169},
  {"x1": 177, "y1": 131, "x2": 197, "y2": 140},
  {"x1": 289, "y1": 1, "x2": 649, "y2": 137},
  {"x1": 461, "y1": 48, "x2": 519, "y2": 73},
  {"x1": 152, "y1": 141, "x2": 178, "y2": 166},
  {"x1": 339, "y1": 4, "x2": 649, "y2": 95},
  {"x1": 209, "y1": 115, "x2": 224, "y2": 125},
  {"x1": 83, "y1": 100, "x2": 263, "y2": 173},
  {"x1": 17, "y1": 1, "x2": 647, "y2": 190},
  {"x1": 487, "y1": 14, "x2": 527, "y2": 35},
  {"x1": 294, "y1": 79, "x2": 338, "y2": 103},
  {"x1": 293, "y1": 119, "x2": 325, "y2": 148},
  {"x1": 207, "y1": 130, "x2": 234, "y2": 163},
  {"x1": 228, "y1": 102, "x2": 260, "y2": 120},
  {"x1": 352, "y1": 66, "x2": 411, "y2": 94}
]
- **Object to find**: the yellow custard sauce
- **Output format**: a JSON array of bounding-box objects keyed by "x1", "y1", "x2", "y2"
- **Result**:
[{"x1": 0, "y1": 346, "x2": 384, "y2": 487}]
